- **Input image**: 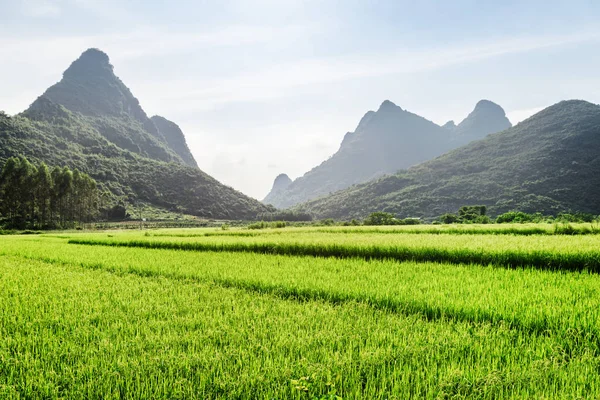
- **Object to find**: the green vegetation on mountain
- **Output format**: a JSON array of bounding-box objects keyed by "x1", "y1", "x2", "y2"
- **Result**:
[
  {"x1": 264, "y1": 99, "x2": 511, "y2": 208},
  {"x1": 295, "y1": 100, "x2": 600, "y2": 220},
  {"x1": 0, "y1": 49, "x2": 271, "y2": 220},
  {"x1": 150, "y1": 115, "x2": 198, "y2": 168}
]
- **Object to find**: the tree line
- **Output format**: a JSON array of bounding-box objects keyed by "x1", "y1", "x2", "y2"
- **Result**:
[{"x1": 0, "y1": 156, "x2": 99, "y2": 229}]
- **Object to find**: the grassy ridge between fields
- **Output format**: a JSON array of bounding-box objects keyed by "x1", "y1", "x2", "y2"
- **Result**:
[
  {"x1": 147, "y1": 223, "x2": 600, "y2": 237},
  {"x1": 68, "y1": 237, "x2": 600, "y2": 272}
]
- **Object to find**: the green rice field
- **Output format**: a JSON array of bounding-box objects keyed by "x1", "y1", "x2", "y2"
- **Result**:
[{"x1": 2, "y1": 224, "x2": 600, "y2": 398}]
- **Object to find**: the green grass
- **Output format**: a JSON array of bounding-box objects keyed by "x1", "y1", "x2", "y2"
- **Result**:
[
  {"x1": 67, "y1": 230, "x2": 600, "y2": 272},
  {"x1": 2, "y1": 228, "x2": 600, "y2": 398},
  {"x1": 4, "y1": 255, "x2": 598, "y2": 399},
  {"x1": 4, "y1": 237, "x2": 600, "y2": 337}
]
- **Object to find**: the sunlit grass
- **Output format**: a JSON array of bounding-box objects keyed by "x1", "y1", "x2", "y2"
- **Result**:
[{"x1": 2, "y1": 228, "x2": 600, "y2": 398}]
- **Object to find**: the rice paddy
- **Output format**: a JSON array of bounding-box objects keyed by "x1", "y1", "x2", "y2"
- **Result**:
[{"x1": 1, "y1": 224, "x2": 600, "y2": 398}]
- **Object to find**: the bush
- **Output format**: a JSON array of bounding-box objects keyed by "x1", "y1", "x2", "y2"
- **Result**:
[
  {"x1": 458, "y1": 205, "x2": 487, "y2": 222},
  {"x1": 107, "y1": 203, "x2": 129, "y2": 221},
  {"x1": 248, "y1": 221, "x2": 287, "y2": 230},
  {"x1": 364, "y1": 212, "x2": 397, "y2": 226},
  {"x1": 496, "y1": 211, "x2": 533, "y2": 223},
  {"x1": 440, "y1": 213, "x2": 459, "y2": 224},
  {"x1": 475, "y1": 215, "x2": 491, "y2": 224},
  {"x1": 248, "y1": 221, "x2": 268, "y2": 230},
  {"x1": 401, "y1": 218, "x2": 421, "y2": 225}
]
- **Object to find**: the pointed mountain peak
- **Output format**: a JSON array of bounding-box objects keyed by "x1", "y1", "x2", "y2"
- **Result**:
[
  {"x1": 378, "y1": 100, "x2": 403, "y2": 113},
  {"x1": 442, "y1": 120, "x2": 457, "y2": 130},
  {"x1": 273, "y1": 173, "x2": 292, "y2": 188},
  {"x1": 63, "y1": 48, "x2": 114, "y2": 79},
  {"x1": 263, "y1": 173, "x2": 292, "y2": 203},
  {"x1": 80, "y1": 48, "x2": 110, "y2": 63},
  {"x1": 34, "y1": 48, "x2": 191, "y2": 165},
  {"x1": 40, "y1": 48, "x2": 138, "y2": 119},
  {"x1": 473, "y1": 99, "x2": 507, "y2": 115},
  {"x1": 456, "y1": 99, "x2": 512, "y2": 138}
]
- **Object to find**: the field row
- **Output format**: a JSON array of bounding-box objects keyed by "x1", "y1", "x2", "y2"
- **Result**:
[
  {"x1": 3, "y1": 253, "x2": 599, "y2": 398},
  {"x1": 3, "y1": 237, "x2": 600, "y2": 338},
  {"x1": 40, "y1": 223, "x2": 600, "y2": 241},
  {"x1": 67, "y1": 232, "x2": 600, "y2": 272},
  {"x1": 3, "y1": 230, "x2": 600, "y2": 398}
]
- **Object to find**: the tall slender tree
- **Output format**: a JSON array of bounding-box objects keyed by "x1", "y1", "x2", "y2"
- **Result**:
[
  {"x1": 35, "y1": 163, "x2": 53, "y2": 227},
  {"x1": 0, "y1": 156, "x2": 99, "y2": 229}
]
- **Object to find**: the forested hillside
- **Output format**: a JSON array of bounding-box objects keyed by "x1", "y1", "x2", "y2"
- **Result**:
[
  {"x1": 295, "y1": 100, "x2": 600, "y2": 220},
  {"x1": 0, "y1": 49, "x2": 272, "y2": 220}
]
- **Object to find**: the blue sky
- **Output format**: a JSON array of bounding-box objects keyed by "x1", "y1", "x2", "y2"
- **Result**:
[{"x1": 2, "y1": 0, "x2": 600, "y2": 199}]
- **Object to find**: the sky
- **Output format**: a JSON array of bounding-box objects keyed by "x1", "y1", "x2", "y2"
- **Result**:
[{"x1": 2, "y1": 0, "x2": 600, "y2": 199}]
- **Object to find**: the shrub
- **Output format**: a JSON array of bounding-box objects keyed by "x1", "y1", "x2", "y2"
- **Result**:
[
  {"x1": 248, "y1": 221, "x2": 268, "y2": 230},
  {"x1": 320, "y1": 219, "x2": 336, "y2": 226},
  {"x1": 458, "y1": 205, "x2": 487, "y2": 222},
  {"x1": 364, "y1": 212, "x2": 397, "y2": 226},
  {"x1": 440, "y1": 213, "x2": 459, "y2": 224},
  {"x1": 496, "y1": 211, "x2": 534, "y2": 223},
  {"x1": 248, "y1": 221, "x2": 287, "y2": 230}
]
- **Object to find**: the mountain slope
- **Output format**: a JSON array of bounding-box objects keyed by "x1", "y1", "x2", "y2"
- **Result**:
[
  {"x1": 264, "y1": 100, "x2": 510, "y2": 208},
  {"x1": 295, "y1": 100, "x2": 600, "y2": 220},
  {"x1": 1, "y1": 49, "x2": 271, "y2": 219},
  {"x1": 151, "y1": 115, "x2": 198, "y2": 168},
  {"x1": 40, "y1": 48, "x2": 183, "y2": 164}
]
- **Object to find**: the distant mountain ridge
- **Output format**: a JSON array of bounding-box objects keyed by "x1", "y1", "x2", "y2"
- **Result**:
[
  {"x1": 264, "y1": 99, "x2": 511, "y2": 208},
  {"x1": 447, "y1": 100, "x2": 513, "y2": 140},
  {"x1": 295, "y1": 100, "x2": 600, "y2": 220},
  {"x1": 0, "y1": 48, "x2": 270, "y2": 219}
]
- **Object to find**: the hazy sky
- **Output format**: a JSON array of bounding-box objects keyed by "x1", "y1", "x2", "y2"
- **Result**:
[{"x1": 2, "y1": 0, "x2": 600, "y2": 199}]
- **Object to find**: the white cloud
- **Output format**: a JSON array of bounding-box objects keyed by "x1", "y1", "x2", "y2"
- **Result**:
[{"x1": 130, "y1": 29, "x2": 600, "y2": 114}]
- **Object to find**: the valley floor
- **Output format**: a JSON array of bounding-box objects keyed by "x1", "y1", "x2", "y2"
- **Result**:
[{"x1": 1, "y1": 225, "x2": 600, "y2": 398}]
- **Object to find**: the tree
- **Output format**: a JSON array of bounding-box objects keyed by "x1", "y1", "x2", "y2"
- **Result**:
[
  {"x1": 439, "y1": 213, "x2": 459, "y2": 224},
  {"x1": 364, "y1": 212, "x2": 398, "y2": 225},
  {"x1": 56, "y1": 167, "x2": 73, "y2": 227},
  {"x1": 35, "y1": 163, "x2": 53, "y2": 227},
  {"x1": 0, "y1": 157, "x2": 20, "y2": 225},
  {"x1": 458, "y1": 205, "x2": 487, "y2": 222},
  {"x1": 0, "y1": 156, "x2": 99, "y2": 229}
]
